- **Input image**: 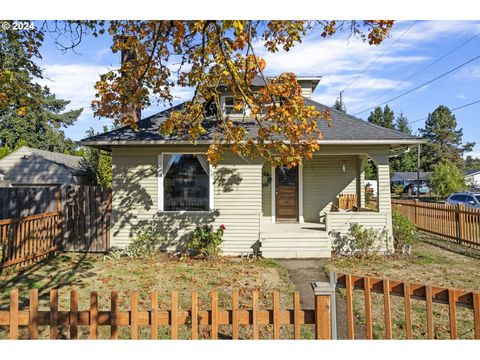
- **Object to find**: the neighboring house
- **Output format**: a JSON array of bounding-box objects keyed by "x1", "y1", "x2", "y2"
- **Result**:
[
  {"x1": 80, "y1": 76, "x2": 423, "y2": 258},
  {"x1": 0, "y1": 146, "x2": 88, "y2": 186},
  {"x1": 465, "y1": 169, "x2": 480, "y2": 188},
  {"x1": 390, "y1": 172, "x2": 432, "y2": 187}
]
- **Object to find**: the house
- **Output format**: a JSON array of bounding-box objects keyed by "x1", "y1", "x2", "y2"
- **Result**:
[
  {"x1": 465, "y1": 169, "x2": 480, "y2": 188},
  {"x1": 80, "y1": 77, "x2": 423, "y2": 258},
  {"x1": 390, "y1": 172, "x2": 431, "y2": 187},
  {"x1": 0, "y1": 146, "x2": 88, "y2": 186}
]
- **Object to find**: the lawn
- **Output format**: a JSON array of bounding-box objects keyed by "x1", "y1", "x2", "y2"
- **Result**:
[
  {"x1": 0, "y1": 254, "x2": 306, "y2": 339},
  {"x1": 325, "y1": 234, "x2": 480, "y2": 339}
]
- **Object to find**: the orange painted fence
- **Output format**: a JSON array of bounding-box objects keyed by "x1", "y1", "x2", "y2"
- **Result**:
[
  {"x1": 392, "y1": 199, "x2": 480, "y2": 246},
  {"x1": 0, "y1": 288, "x2": 332, "y2": 340},
  {"x1": 336, "y1": 273, "x2": 480, "y2": 340}
]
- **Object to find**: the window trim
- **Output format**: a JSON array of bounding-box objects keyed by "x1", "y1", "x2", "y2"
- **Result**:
[{"x1": 158, "y1": 152, "x2": 214, "y2": 213}]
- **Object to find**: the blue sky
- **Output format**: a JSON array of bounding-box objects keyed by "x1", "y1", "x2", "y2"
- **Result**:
[{"x1": 36, "y1": 20, "x2": 480, "y2": 158}]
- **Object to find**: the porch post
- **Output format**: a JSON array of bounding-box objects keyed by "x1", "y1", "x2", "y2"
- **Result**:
[
  {"x1": 271, "y1": 165, "x2": 276, "y2": 223},
  {"x1": 299, "y1": 163, "x2": 304, "y2": 223},
  {"x1": 356, "y1": 156, "x2": 367, "y2": 208}
]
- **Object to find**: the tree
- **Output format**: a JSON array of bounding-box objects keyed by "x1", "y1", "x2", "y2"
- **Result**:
[
  {"x1": 429, "y1": 160, "x2": 466, "y2": 199},
  {"x1": 420, "y1": 105, "x2": 475, "y2": 171},
  {"x1": 333, "y1": 98, "x2": 347, "y2": 113},
  {"x1": 0, "y1": 86, "x2": 82, "y2": 154},
  {"x1": 390, "y1": 112, "x2": 417, "y2": 172},
  {"x1": 77, "y1": 127, "x2": 113, "y2": 187},
  {"x1": 1, "y1": 20, "x2": 394, "y2": 167},
  {"x1": 367, "y1": 105, "x2": 395, "y2": 129},
  {"x1": 465, "y1": 155, "x2": 480, "y2": 170}
]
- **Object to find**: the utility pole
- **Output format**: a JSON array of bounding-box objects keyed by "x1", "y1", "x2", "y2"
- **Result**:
[{"x1": 417, "y1": 144, "x2": 421, "y2": 200}]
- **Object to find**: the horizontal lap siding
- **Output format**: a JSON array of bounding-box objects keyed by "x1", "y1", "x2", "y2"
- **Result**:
[
  {"x1": 303, "y1": 156, "x2": 357, "y2": 222},
  {"x1": 111, "y1": 147, "x2": 262, "y2": 254}
]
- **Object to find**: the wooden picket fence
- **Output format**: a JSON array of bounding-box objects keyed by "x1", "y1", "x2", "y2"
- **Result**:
[
  {"x1": 392, "y1": 199, "x2": 480, "y2": 246},
  {"x1": 338, "y1": 193, "x2": 357, "y2": 210},
  {"x1": 0, "y1": 211, "x2": 62, "y2": 268},
  {"x1": 0, "y1": 288, "x2": 332, "y2": 340},
  {"x1": 336, "y1": 273, "x2": 480, "y2": 340}
]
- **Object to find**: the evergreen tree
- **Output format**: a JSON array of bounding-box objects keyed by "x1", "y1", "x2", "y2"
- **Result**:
[
  {"x1": 333, "y1": 99, "x2": 347, "y2": 113},
  {"x1": 419, "y1": 105, "x2": 475, "y2": 171},
  {"x1": 0, "y1": 86, "x2": 82, "y2": 154},
  {"x1": 367, "y1": 105, "x2": 395, "y2": 129},
  {"x1": 390, "y1": 112, "x2": 417, "y2": 172},
  {"x1": 465, "y1": 155, "x2": 480, "y2": 170}
]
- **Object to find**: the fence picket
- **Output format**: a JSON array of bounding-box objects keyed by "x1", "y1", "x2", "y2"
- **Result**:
[
  {"x1": 211, "y1": 291, "x2": 218, "y2": 340},
  {"x1": 191, "y1": 291, "x2": 198, "y2": 340},
  {"x1": 171, "y1": 291, "x2": 178, "y2": 339},
  {"x1": 403, "y1": 283, "x2": 413, "y2": 340},
  {"x1": 474, "y1": 292, "x2": 480, "y2": 340},
  {"x1": 232, "y1": 290, "x2": 239, "y2": 340},
  {"x1": 29, "y1": 289, "x2": 38, "y2": 339},
  {"x1": 383, "y1": 279, "x2": 392, "y2": 339},
  {"x1": 425, "y1": 286, "x2": 434, "y2": 339},
  {"x1": 151, "y1": 291, "x2": 158, "y2": 340},
  {"x1": 130, "y1": 291, "x2": 138, "y2": 340},
  {"x1": 345, "y1": 274, "x2": 354, "y2": 339},
  {"x1": 89, "y1": 292, "x2": 98, "y2": 340},
  {"x1": 50, "y1": 289, "x2": 58, "y2": 340},
  {"x1": 293, "y1": 291, "x2": 301, "y2": 340},
  {"x1": 111, "y1": 291, "x2": 119, "y2": 340},
  {"x1": 448, "y1": 289, "x2": 457, "y2": 339},
  {"x1": 70, "y1": 289, "x2": 78, "y2": 339},
  {"x1": 9, "y1": 289, "x2": 18, "y2": 340},
  {"x1": 252, "y1": 289, "x2": 259, "y2": 340},
  {"x1": 273, "y1": 289, "x2": 280, "y2": 340},
  {"x1": 364, "y1": 277, "x2": 373, "y2": 339}
]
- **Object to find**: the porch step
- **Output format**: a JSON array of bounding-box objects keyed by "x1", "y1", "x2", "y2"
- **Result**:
[{"x1": 259, "y1": 236, "x2": 331, "y2": 258}]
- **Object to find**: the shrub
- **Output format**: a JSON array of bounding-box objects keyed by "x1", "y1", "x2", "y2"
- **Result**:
[
  {"x1": 330, "y1": 223, "x2": 389, "y2": 258},
  {"x1": 429, "y1": 160, "x2": 466, "y2": 199},
  {"x1": 125, "y1": 225, "x2": 164, "y2": 258},
  {"x1": 185, "y1": 224, "x2": 225, "y2": 260},
  {"x1": 392, "y1": 207, "x2": 417, "y2": 255},
  {"x1": 392, "y1": 184, "x2": 405, "y2": 195}
]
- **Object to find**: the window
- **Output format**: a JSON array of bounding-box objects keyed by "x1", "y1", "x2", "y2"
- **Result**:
[
  {"x1": 223, "y1": 96, "x2": 244, "y2": 115},
  {"x1": 159, "y1": 154, "x2": 213, "y2": 212},
  {"x1": 450, "y1": 195, "x2": 466, "y2": 202}
]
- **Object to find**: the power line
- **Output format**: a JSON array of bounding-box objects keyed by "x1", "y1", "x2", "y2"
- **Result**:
[
  {"x1": 341, "y1": 21, "x2": 417, "y2": 93},
  {"x1": 410, "y1": 99, "x2": 480, "y2": 124},
  {"x1": 351, "y1": 31, "x2": 480, "y2": 114},
  {"x1": 353, "y1": 52, "x2": 480, "y2": 116}
]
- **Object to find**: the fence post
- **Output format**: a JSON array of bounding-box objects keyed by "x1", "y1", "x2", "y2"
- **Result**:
[
  {"x1": 312, "y1": 273, "x2": 337, "y2": 340},
  {"x1": 455, "y1": 204, "x2": 461, "y2": 243},
  {"x1": 414, "y1": 199, "x2": 419, "y2": 225},
  {"x1": 56, "y1": 186, "x2": 63, "y2": 251}
]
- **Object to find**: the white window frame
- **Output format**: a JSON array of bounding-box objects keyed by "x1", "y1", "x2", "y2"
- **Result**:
[
  {"x1": 221, "y1": 95, "x2": 246, "y2": 117},
  {"x1": 158, "y1": 152, "x2": 214, "y2": 213}
]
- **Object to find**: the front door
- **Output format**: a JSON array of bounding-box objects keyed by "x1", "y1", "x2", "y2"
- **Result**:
[{"x1": 275, "y1": 166, "x2": 298, "y2": 221}]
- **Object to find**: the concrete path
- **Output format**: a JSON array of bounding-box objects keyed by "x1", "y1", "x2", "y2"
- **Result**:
[{"x1": 275, "y1": 258, "x2": 366, "y2": 340}]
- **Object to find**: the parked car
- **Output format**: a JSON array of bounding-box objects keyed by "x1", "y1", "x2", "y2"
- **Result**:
[
  {"x1": 404, "y1": 183, "x2": 431, "y2": 195},
  {"x1": 446, "y1": 192, "x2": 480, "y2": 208}
]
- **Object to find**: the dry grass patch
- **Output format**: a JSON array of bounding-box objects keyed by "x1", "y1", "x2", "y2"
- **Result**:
[
  {"x1": 326, "y1": 235, "x2": 480, "y2": 339},
  {"x1": 0, "y1": 253, "x2": 310, "y2": 339}
]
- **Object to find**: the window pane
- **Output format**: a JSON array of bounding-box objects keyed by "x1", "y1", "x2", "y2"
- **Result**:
[
  {"x1": 225, "y1": 97, "x2": 234, "y2": 106},
  {"x1": 475, "y1": 195, "x2": 480, "y2": 202},
  {"x1": 277, "y1": 166, "x2": 297, "y2": 186},
  {"x1": 164, "y1": 154, "x2": 209, "y2": 211}
]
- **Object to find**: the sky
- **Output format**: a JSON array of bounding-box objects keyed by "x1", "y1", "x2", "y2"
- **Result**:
[{"x1": 36, "y1": 20, "x2": 480, "y2": 158}]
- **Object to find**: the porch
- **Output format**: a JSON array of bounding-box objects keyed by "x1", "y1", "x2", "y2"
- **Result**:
[{"x1": 258, "y1": 150, "x2": 394, "y2": 258}]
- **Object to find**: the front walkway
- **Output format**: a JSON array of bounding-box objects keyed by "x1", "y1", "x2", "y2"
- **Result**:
[{"x1": 274, "y1": 258, "x2": 366, "y2": 340}]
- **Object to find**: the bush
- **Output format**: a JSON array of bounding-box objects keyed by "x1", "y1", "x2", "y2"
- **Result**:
[
  {"x1": 125, "y1": 225, "x2": 164, "y2": 258},
  {"x1": 330, "y1": 223, "x2": 389, "y2": 258},
  {"x1": 429, "y1": 160, "x2": 466, "y2": 199},
  {"x1": 392, "y1": 207, "x2": 417, "y2": 255},
  {"x1": 185, "y1": 224, "x2": 225, "y2": 260},
  {"x1": 392, "y1": 184, "x2": 405, "y2": 195}
]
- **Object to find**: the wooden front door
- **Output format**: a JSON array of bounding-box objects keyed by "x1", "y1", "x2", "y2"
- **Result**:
[{"x1": 275, "y1": 166, "x2": 298, "y2": 221}]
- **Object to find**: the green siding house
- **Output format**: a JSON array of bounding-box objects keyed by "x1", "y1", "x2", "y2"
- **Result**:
[{"x1": 81, "y1": 78, "x2": 423, "y2": 258}]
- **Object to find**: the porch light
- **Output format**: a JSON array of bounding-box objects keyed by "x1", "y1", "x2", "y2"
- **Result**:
[{"x1": 342, "y1": 159, "x2": 346, "y2": 173}]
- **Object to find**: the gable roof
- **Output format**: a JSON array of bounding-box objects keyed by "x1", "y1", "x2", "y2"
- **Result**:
[
  {"x1": 79, "y1": 98, "x2": 423, "y2": 149},
  {"x1": 1, "y1": 146, "x2": 87, "y2": 176}
]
